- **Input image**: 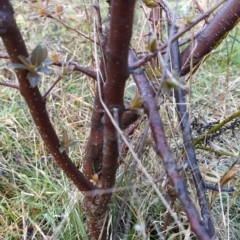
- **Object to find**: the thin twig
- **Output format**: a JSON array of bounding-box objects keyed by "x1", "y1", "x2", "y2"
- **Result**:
[
  {"x1": 0, "y1": 81, "x2": 19, "y2": 90},
  {"x1": 204, "y1": 182, "x2": 236, "y2": 192},
  {"x1": 129, "y1": 49, "x2": 211, "y2": 240},
  {"x1": 181, "y1": 0, "x2": 240, "y2": 75},
  {"x1": 129, "y1": 0, "x2": 227, "y2": 70},
  {"x1": 196, "y1": 146, "x2": 237, "y2": 157},
  {"x1": 93, "y1": 0, "x2": 105, "y2": 45},
  {"x1": 129, "y1": 51, "x2": 157, "y2": 71},
  {"x1": 194, "y1": 110, "x2": 240, "y2": 146},
  {"x1": 56, "y1": 61, "x2": 97, "y2": 80},
  {"x1": 194, "y1": 0, "x2": 209, "y2": 24},
  {"x1": 42, "y1": 75, "x2": 63, "y2": 100},
  {"x1": 47, "y1": 14, "x2": 98, "y2": 45},
  {"x1": 0, "y1": 52, "x2": 97, "y2": 80},
  {"x1": 165, "y1": 0, "x2": 215, "y2": 236}
]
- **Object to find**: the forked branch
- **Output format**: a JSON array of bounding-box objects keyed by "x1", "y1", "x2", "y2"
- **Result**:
[
  {"x1": 129, "y1": 50, "x2": 211, "y2": 240},
  {"x1": 0, "y1": 0, "x2": 96, "y2": 199}
]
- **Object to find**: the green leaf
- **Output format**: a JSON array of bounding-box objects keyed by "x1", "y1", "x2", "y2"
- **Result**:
[
  {"x1": 27, "y1": 71, "x2": 41, "y2": 88},
  {"x1": 147, "y1": 33, "x2": 158, "y2": 52},
  {"x1": 38, "y1": 66, "x2": 52, "y2": 74},
  {"x1": 130, "y1": 90, "x2": 144, "y2": 110},
  {"x1": 59, "y1": 130, "x2": 77, "y2": 153},
  {"x1": 42, "y1": 58, "x2": 53, "y2": 66},
  {"x1": 31, "y1": 45, "x2": 48, "y2": 67},
  {"x1": 162, "y1": 78, "x2": 179, "y2": 93},
  {"x1": 143, "y1": 0, "x2": 158, "y2": 8},
  {"x1": 18, "y1": 55, "x2": 33, "y2": 70},
  {"x1": 8, "y1": 63, "x2": 27, "y2": 70},
  {"x1": 59, "y1": 145, "x2": 66, "y2": 153},
  {"x1": 68, "y1": 141, "x2": 78, "y2": 148},
  {"x1": 62, "y1": 130, "x2": 69, "y2": 145}
]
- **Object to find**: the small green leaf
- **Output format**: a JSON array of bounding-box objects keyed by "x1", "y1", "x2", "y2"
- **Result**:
[
  {"x1": 8, "y1": 63, "x2": 27, "y2": 70},
  {"x1": 41, "y1": 47, "x2": 48, "y2": 61},
  {"x1": 130, "y1": 90, "x2": 144, "y2": 110},
  {"x1": 59, "y1": 130, "x2": 77, "y2": 153},
  {"x1": 42, "y1": 58, "x2": 53, "y2": 66},
  {"x1": 147, "y1": 33, "x2": 158, "y2": 52},
  {"x1": 62, "y1": 66, "x2": 69, "y2": 75},
  {"x1": 162, "y1": 78, "x2": 179, "y2": 93},
  {"x1": 62, "y1": 130, "x2": 69, "y2": 145},
  {"x1": 68, "y1": 141, "x2": 78, "y2": 148},
  {"x1": 54, "y1": 68, "x2": 62, "y2": 75},
  {"x1": 59, "y1": 145, "x2": 66, "y2": 153},
  {"x1": 31, "y1": 45, "x2": 48, "y2": 67},
  {"x1": 143, "y1": 0, "x2": 158, "y2": 8},
  {"x1": 18, "y1": 55, "x2": 33, "y2": 69},
  {"x1": 27, "y1": 71, "x2": 41, "y2": 88},
  {"x1": 38, "y1": 66, "x2": 52, "y2": 74}
]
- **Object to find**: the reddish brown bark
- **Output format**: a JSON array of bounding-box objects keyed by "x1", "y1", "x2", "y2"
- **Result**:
[
  {"x1": 0, "y1": 1, "x2": 96, "y2": 198},
  {"x1": 181, "y1": 0, "x2": 240, "y2": 75},
  {"x1": 129, "y1": 50, "x2": 211, "y2": 240},
  {"x1": 83, "y1": 0, "x2": 136, "y2": 239}
]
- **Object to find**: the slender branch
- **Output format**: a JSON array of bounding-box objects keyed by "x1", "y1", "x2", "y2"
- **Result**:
[
  {"x1": 194, "y1": 110, "x2": 240, "y2": 146},
  {"x1": 194, "y1": 0, "x2": 210, "y2": 24},
  {"x1": 196, "y1": 146, "x2": 237, "y2": 157},
  {"x1": 0, "y1": 81, "x2": 19, "y2": 90},
  {"x1": 0, "y1": 0, "x2": 97, "y2": 199},
  {"x1": 93, "y1": 0, "x2": 105, "y2": 46},
  {"x1": 181, "y1": 0, "x2": 240, "y2": 75},
  {"x1": 204, "y1": 182, "x2": 236, "y2": 192},
  {"x1": 129, "y1": 0, "x2": 227, "y2": 70},
  {"x1": 0, "y1": 53, "x2": 97, "y2": 80},
  {"x1": 129, "y1": 51, "x2": 157, "y2": 71},
  {"x1": 160, "y1": 0, "x2": 227, "y2": 52},
  {"x1": 129, "y1": 49, "x2": 211, "y2": 240},
  {"x1": 42, "y1": 74, "x2": 63, "y2": 100},
  {"x1": 171, "y1": 40, "x2": 214, "y2": 237},
  {"x1": 47, "y1": 14, "x2": 97, "y2": 44},
  {"x1": 55, "y1": 61, "x2": 97, "y2": 80},
  {"x1": 165, "y1": 1, "x2": 215, "y2": 237}
]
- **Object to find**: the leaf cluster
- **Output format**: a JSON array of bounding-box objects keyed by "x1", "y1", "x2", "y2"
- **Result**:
[{"x1": 9, "y1": 45, "x2": 52, "y2": 88}]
